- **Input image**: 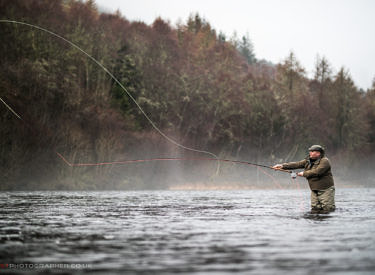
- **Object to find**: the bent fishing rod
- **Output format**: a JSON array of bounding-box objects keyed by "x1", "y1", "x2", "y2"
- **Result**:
[{"x1": 56, "y1": 153, "x2": 299, "y2": 179}]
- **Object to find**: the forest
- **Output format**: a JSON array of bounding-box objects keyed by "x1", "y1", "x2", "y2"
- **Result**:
[{"x1": 1, "y1": 0, "x2": 374, "y2": 190}]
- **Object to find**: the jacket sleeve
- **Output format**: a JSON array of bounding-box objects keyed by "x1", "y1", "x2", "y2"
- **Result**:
[
  {"x1": 282, "y1": 159, "x2": 306, "y2": 170},
  {"x1": 303, "y1": 158, "x2": 331, "y2": 178}
]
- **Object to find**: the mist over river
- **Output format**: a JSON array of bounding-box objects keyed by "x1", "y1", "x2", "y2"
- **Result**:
[{"x1": 1, "y1": 188, "x2": 375, "y2": 274}]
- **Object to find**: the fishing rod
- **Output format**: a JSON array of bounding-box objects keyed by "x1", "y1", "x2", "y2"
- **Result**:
[
  {"x1": 56, "y1": 153, "x2": 298, "y2": 179},
  {"x1": 1, "y1": 91, "x2": 296, "y2": 180}
]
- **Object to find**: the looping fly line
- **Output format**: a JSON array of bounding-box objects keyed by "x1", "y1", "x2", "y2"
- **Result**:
[
  {"x1": 0, "y1": 20, "x2": 298, "y2": 180},
  {"x1": 0, "y1": 19, "x2": 218, "y2": 161},
  {"x1": 56, "y1": 152, "x2": 293, "y2": 175}
]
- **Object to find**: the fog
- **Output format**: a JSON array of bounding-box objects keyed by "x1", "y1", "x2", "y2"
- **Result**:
[{"x1": 68, "y1": 140, "x2": 374, "y2": 191}]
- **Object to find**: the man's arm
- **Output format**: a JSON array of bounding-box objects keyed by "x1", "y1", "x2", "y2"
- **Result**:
[
  {"x1": 273, "y1": 159, "x2": 306, "y2": 170},
  {"x1": 281, "y1": 159, "x2": 307, "y2": 170}
]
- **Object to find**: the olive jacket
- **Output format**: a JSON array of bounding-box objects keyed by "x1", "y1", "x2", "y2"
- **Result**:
[{"x1": 282, "y1": 156, "x2": 334, "y2": 191}]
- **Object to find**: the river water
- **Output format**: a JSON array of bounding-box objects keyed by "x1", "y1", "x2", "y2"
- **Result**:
[{"x1": 0, "y1": 188, "x2": 374, "y2": 274}]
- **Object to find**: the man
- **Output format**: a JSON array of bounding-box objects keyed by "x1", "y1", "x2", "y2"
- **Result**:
[{"x1": 273, "y1": 145, "x2": 335, "y2": 213}]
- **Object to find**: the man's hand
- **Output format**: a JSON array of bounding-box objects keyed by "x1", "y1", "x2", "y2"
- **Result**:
[
  {"x1": 297, "y1": 171, "x2": 304, "y2": 177},
  {"x1": 272, "y1": 164, "x2": 283, "y2": 169}
]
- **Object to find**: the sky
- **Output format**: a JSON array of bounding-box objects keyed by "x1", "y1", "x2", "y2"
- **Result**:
[{"x1": 95, "y1": 0, "x2": 375, "y2": 90}]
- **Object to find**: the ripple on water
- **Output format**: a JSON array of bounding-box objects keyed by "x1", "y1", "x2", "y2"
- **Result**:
[{"x1": 0, "y1": 189, "x2": 374, "y2": 274}]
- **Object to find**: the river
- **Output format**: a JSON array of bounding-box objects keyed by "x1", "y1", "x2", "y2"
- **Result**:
[{"x1": 1, "y1": 188, "x2": 374, "y2": 274}]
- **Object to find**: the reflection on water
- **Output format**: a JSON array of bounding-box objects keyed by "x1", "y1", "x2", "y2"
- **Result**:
[
  {"x1": 303, "y1": 212, "x2": 334, "y2": 221},
  {"x1": 0, "y1": 188, "x2": 375, "y2": 274}
]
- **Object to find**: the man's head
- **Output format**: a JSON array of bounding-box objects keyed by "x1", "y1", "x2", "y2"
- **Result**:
[{"x1": 308, "y1": 144, "x2": 325, "y2": 159}]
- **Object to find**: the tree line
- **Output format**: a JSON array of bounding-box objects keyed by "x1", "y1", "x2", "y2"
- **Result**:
[{"x1": 0, "y1": 0, "x2": 374, "y2": 190}]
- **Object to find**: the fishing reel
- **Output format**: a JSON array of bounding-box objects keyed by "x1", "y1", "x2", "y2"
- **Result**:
[{"x1": 290, "y1": 172, "x2": 297, "y2": 179}]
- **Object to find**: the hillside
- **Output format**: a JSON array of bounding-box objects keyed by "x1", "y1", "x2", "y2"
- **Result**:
[{"x1": 1, "y1": 0, "x2": 374, "y2": 190}]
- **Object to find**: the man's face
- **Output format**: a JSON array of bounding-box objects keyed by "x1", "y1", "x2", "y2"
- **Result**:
[{"x1": 309, "y1": 150, "x2": 321, "y2": 159}]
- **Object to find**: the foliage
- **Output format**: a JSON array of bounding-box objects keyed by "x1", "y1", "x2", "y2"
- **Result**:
[{"x1": 0, "y1": 0, "x2": 373, "y2": 189}]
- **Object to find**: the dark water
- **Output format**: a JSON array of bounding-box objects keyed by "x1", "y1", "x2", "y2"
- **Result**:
[{"x1": 1, "y1": 188, "x2": 375, "y2": 274}]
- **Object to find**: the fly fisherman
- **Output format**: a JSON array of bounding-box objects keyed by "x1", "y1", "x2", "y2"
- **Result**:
[{"x1": 273, "y1": 145, "x2": 335, "y2": 213}]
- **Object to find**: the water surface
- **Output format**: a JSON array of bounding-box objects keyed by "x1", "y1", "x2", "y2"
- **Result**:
[{"x1": 1, "y1": 188, "x2": 374, "y2": 274}]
